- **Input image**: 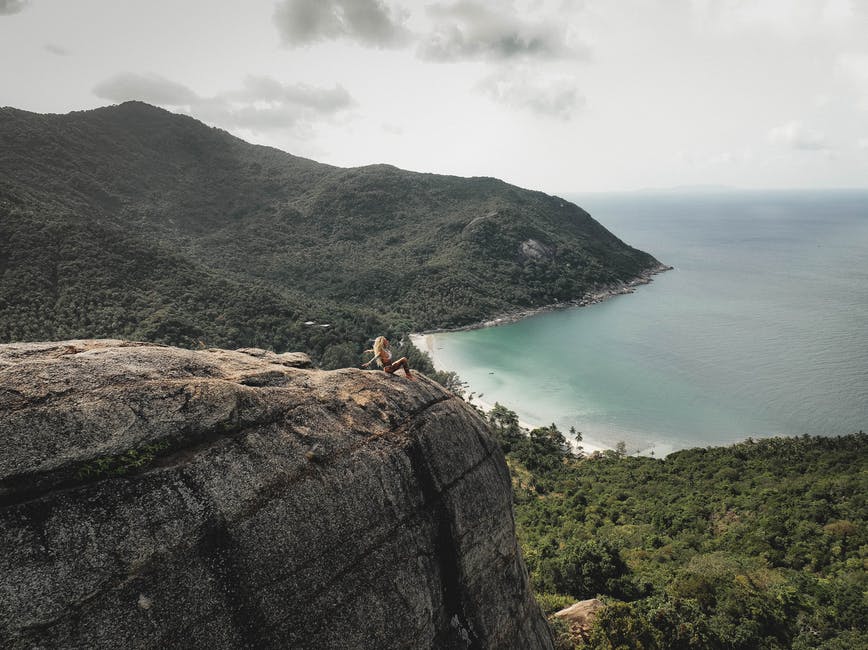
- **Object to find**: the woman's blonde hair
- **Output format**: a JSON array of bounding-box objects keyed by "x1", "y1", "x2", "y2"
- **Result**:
[{"x1": 366, "y1": 336, "x2": 388, "y2": 367}]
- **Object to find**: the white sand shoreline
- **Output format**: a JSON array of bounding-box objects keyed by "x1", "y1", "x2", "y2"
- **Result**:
[
  {"x1": 410, "y1": 331, "x2": 607, "y2": 455},
  {"x1": 409, "y1": 265, "x2": 674, "y2": 456}
]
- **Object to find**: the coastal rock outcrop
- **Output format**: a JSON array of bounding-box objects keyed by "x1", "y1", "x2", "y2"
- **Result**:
[
  {"x1": 554, "y1": 599, "x2": 604, "y2": 641},
  {"x1": 519, "y1": 238, "x2": 554, "y2": 262},
  {"x1": 0, "y1": 340, "x2": 553, "y2": 649}
]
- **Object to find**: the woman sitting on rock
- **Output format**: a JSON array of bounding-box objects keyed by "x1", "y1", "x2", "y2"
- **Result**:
[{"x1": 362, "y1": 336, "x2": 414, "y2": 380}]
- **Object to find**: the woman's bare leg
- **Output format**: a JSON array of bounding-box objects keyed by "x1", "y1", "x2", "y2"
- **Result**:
[{"x1": 385, "y1": 357, "x2": 414, "y2": 379}]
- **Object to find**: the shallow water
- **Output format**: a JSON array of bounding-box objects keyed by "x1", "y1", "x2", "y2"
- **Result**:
[{"x1": 425, "y1": 190, "x2": 868, "y2": 455}]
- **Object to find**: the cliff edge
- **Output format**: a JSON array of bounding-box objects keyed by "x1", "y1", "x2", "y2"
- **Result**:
[{"x1": 0, "y1": 340, "x2": 553, "y2": 649}]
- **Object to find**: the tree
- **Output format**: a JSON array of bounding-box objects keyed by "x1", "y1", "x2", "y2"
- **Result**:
[
  {"x1": 570, "y1": 425, "x2": 584, "y2": 457},
  {"x1": 320, "y1": 342, "x2": 360, "y2": 369},
  {"x1": 535, "y1": 538, "x2": 634, "y2": 600},
  {"x1": 587, "y1": 601, "x2": 658, "y2": 650},
  {"x1": 488, "y1": 402, "x2": 524, "y2": 450}
]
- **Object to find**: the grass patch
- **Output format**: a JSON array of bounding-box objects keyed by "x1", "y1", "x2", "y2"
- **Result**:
[{"x1": 75, "y1": 439, "x2": 172, "y2": 480}]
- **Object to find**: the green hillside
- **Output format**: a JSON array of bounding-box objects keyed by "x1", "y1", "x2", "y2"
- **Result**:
[{"x1": 0, "y1": 102, "x2": 659, "y2": 364}]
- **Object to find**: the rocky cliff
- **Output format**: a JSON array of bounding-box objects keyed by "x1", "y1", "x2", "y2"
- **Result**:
[{"x1": 0, "y1": 340, "x2": 553, "y2": 649}]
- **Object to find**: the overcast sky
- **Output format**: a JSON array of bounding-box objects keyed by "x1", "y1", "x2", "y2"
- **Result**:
[{"x1": 2, "y1": 0, "x2": 867, "y2": 193}]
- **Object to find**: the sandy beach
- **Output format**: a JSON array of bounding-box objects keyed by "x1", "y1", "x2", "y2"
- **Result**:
[
  {"x1": 409, "y1": 265, "x2": 673, "y2": 456},
  {"x1": 410, "y1": 331, "x2": 606, "y2": 455}
]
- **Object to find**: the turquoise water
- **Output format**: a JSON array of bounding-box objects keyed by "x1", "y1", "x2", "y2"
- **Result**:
[{"x1": 427, "y1": 190, "x2": 868, "y2": 455}]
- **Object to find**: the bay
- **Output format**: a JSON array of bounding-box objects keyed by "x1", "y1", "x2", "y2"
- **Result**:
[{"x1": 421, "y1": 189, "x2": 868, "y2": 456}]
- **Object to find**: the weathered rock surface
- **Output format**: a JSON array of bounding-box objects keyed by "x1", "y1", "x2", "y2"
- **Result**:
[
  {"x1": 0, "y1": 340, "x2": 552, "y2": 649},
  {"x1": 554, "y1": 599, "x2": 604, "y2": 640}
]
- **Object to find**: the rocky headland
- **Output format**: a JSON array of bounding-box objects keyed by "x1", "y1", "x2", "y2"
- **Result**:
[
  {"x1": 0, "y1": 340, "x2": 553, "y2": 649},
  {"x1": 0, "y1": 102, "x2": 664, "y2": 355},
  {"x1": 414, "y1": 262, "x2": 673, "y2": 335}
]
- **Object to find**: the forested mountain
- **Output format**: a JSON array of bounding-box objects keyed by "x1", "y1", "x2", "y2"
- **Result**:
[{"x1": 0, "y1": 102, "x2": 659, "y2": 363}]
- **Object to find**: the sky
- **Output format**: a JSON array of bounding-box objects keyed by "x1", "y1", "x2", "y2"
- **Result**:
[{"x1": 1, "y1": 0, "x2": 867, "y2": 193}]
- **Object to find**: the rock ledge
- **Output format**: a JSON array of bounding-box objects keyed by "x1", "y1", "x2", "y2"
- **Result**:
[{"x1": 0, "y1": 340, "x2": 552, "y2": 649}]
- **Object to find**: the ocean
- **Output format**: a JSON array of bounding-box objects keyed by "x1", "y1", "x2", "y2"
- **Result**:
[{"x1": 420, "y1": 189, "x2": 868, "y2": 456}]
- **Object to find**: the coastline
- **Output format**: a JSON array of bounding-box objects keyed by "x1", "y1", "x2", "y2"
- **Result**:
[
  {"x1": 465, "y1": 393, "x2": 607, "y2": 455},
  {"x1": 414, "y1": 262, "x2": 673, "y2": 335},
  {"x1": 410, "y1": 263, "x2": 672, "y2": 456}
]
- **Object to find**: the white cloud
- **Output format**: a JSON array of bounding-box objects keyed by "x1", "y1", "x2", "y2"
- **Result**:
[
  {"x1": 271, "y1": 0, "x2": 586, "y2": 62},
  {"x1": 228, "y1": 76, "x2": 353, "y2": 113},
  {"x1": 478, "y1": 69, "x2": 585, "y2": 119},
  {"x1": 94, "y1": 73, "x2": 199, "y2": 106},
  {"x1": 0, "y1": 0, "x2": 28, "y2": 16},
  {"x1": 93, "y1": 73, "x2": 355, "y2": 133},
  {"x1": 419, "y1": 1, "x2": 585, "y2": 62},
  {"x1": 44, "y1": 43, "x2": 70, "y2": 56},
  {"x1": 768, "y1": 120, "x2": 830, "y2": 151},
  {"x1": 273, "y1": 0, "x2": 409, "y2": 48}
]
